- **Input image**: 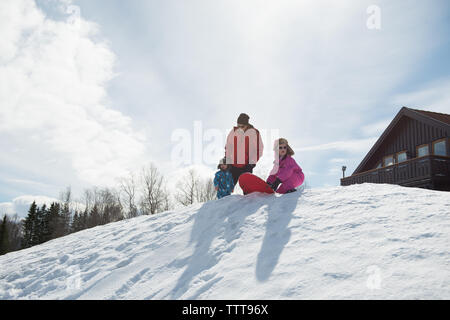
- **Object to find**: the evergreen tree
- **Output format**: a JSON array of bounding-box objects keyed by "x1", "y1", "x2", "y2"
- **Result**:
[
  {"x1": 0, "y1": 215, "x2": 9, "y2": 255},
  {"x1": 47, "y1": 202, "x2": 61, "y2": 240},
  {"x1": 71, "y1": 211, "x2": 84, "y2": 233},
  {"x1": 60, "y1": 202, "x2": 71, "y2": 236},
  {"x1": 70, "y1": 212, "x2": 78, "y2": 233},
  {"x1": 36, "y1": 204, "x2": 47, "y2": 244},
  {"x1": 89, "y1": 205, "x2": 101, "y2": 228},
  {"x1": 102, "y1": 205, "x2": 110, "y2": 225},
  {"x1": 82, "y1": 209, "x2": 88, "y2": 230},
  {"x1": 22, "y1": 201, "x2": 38, "y2": 249},
  {"x1": 4, "y1": 214, "x2": 22, "y2": 253}
]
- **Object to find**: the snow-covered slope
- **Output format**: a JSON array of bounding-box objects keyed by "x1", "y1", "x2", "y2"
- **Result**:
[{"x1": 1, "y1": 183, "x2": 449, "y2": 299}]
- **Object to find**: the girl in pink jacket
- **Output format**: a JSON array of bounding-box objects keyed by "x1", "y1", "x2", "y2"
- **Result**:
[{"x1": 266, "y1": 138, "x2": 305, "y2": 194}]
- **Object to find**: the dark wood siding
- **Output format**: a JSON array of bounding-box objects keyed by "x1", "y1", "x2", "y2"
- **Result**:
[
  {"x1": 343, "y1": 108, "x2": 450, "y2": 191},
  {"x1": 341, "y1": 155, "x2": 450, "y2": 191},
  {"x1": 361, "y1": 116, "x2": 448, "y2": 172}
]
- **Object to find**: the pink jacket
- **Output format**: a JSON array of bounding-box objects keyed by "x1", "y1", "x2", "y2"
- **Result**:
[{"x1": 268, "y1": 154, "x2": 303, "y2": 182}]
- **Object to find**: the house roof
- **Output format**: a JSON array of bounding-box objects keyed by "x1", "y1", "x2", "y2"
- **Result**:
[
  {"x1": 411, "y1": 109, "x2": 450, "y2": 125},
  {"x1": 352, "y1": 107, "x2": 450, "y2": 175}
]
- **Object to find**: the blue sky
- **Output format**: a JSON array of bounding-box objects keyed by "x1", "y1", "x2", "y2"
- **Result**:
[{"x1": 1, "y1": 0, "x2": 449, "y2": 216}]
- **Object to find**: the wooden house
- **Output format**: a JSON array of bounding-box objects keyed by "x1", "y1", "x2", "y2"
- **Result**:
[{"x1": 341, "y1": 107, "x2": 450, "y2": 191}]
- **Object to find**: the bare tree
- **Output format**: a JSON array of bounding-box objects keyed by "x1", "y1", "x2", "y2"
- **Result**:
[
  {"x1": 97, "y1": 187, "x2": 123, "y2": 224},
  {"x1": 79, "y1": 186, "x2": 124, "y2": 227},
  {"x1": 58, "y1": 186, "x2": 73, "y2": 236},
  {"x1": 162, "y1": 193, "x2": 171, "y2": 211},
  {"x1": 175, "y1": 169, "x2": 198, "y2": 206},
  {"x1": 196, "y1": 178, "x2": 216, "y2": 202},
  {"x1": 175, "y1": 169, "x2": 218, "y2": 206},
  {"x1": 119, "y1": 172, "x2": 139, "y2": 218},
  {"x1": 112, "y1": 188, "x2": 124, "y2": 221},
  {"x1": 82, "y1": 188, "x2": 95, "y2": 214},
  {"x1": 6, "y1": 214, "x2": 22, "y2": 252},
  {"x1": 0, "y1": 214, "x2": 22, "y2": 255},
  {"x1": 140, "y1": 164, "x2": 168, "y2": 215}
]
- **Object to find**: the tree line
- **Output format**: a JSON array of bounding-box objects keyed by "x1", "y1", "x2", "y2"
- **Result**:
[{"x1": 0, "y1": 164, "x2": 216, "y2": 256}]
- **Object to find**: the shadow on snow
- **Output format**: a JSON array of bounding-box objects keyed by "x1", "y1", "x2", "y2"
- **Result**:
[{"x1": 170, "y1": 189, "x2": 302, "y2": 298}]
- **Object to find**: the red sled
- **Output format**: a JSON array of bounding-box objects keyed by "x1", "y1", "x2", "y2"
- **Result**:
[{"x1": 238, "y1": 173, "x2": 274, "y2": 195}]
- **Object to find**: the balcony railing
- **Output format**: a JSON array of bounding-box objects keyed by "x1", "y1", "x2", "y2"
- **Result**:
[{"x1": 341, "y1": 155, "x2": 450, "y2": 188}]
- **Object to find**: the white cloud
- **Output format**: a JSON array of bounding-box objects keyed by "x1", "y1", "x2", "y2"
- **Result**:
[
  {"x1": 327, "y1": 167, "x2": 342, "y2": 176},
  {"x1": 0, "y1": 192, "x2": 88, "y2": 219},
  {"x1": 329, "y1": 158, "x2": 347, "y2": 164},
  {"x1": 4, "y1": 178, "x2": 52, "y2": 188},
  {"x1": 1, "y1": 0, "x2": 448, "y2": 200},
  {"x1": 0, "y1": 195, "x2": 60, "y2": 219},
  {"x1": 0, "y1": 0, "x2": 148, "y2": 190},
  {"x1": 294, "y1": 137, "x2": 378, "y2": 154},
  {"x1": 120, "y1": 0, "x2": 446, "y2": 161},
  {"x1": 0, "y1": 203, "x2": 14, "y2": 216},
  {"x1": 361, "y1": 119, "x2": 392, "y2": 137},
  {"x1": 390, "y1": 78, "x2": 450, "y2": 114}
]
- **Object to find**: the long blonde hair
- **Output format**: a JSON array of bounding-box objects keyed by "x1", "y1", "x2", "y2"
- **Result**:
[{"x1": 273, "y1": 138, "x2": 295, "y2": 156}]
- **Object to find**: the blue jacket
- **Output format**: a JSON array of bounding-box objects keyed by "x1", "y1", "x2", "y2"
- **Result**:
[{"x1": 214, "y1": 170, "x2": 234, "y2": 199}]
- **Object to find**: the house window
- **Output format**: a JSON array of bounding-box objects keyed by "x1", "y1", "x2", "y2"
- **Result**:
[
  {"x1": 375, "y1": 162, "x2": 382, "y2": 169},
  {"x1": 433, "y1": 139, "x2": 447, "y2": 156},
  {"x1": 383, "y1": 155, "x2": 394, "y2": 167},
  {"x1": 417, "y1": 144, "x2": 429, "y2": 157},
  {"x1": 396, "y1": 151, "x2": 407, "y2": 163}
]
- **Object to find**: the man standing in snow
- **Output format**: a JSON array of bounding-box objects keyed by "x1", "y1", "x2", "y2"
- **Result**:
[{"x1": 225, "y1": 113, "x2": 264, "y2": 185}]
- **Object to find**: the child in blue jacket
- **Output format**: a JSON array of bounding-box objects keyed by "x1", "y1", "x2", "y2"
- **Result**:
[{"x1": 214, "y1": 158, "x2": 234, "y2": 199}]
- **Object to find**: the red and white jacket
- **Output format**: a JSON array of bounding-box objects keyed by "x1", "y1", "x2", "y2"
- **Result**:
[{"x1": 225, "y1": 125, "x2": 264, "y2": 168}]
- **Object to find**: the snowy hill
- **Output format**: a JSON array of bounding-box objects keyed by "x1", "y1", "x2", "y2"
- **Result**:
[{"x1": 1, "y1": 183, "x2": 449, "y2": 300}]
